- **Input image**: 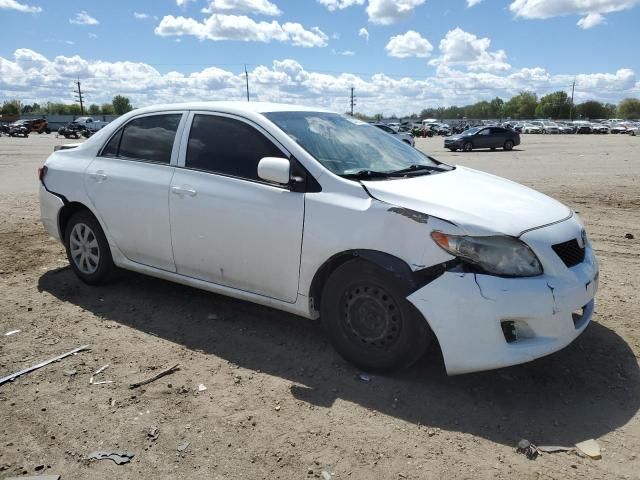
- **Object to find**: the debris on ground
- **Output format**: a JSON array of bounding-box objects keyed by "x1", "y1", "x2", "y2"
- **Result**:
[
  {"x1": 87, "y1": 451, "x2": 134, "y2": 465},
  {"x1": 63, "y1": 369, "x2": 77, "y2": 377},
  {"x1": 537, "y1": 445, "x2": 573, "y2": 453},
  {"x1": 197, "y1": 384, "x2": 207, "y2": 392},
  {"x1": 0, "y1": 345, "x2": 90, "y2": 386},
  {"x1": 358, "y1": 373, "x2": 371, "y2": 382},
  {"x1": 321, "y1": 470, "x2": 332, "y2": 480},
  {"x1": 129, "y1": 364, "x2": 180, "y2": 389},
  {"x1": 4, "y1": 329, "x2": 20, "y2": 336},
  {"x1": 517, "y1": 438, "x2": 602, "y2": 460},
  {"x1": 5, "y1": 476, "x2": 61, "y2": 480},
  {"x1": 177, "y1": 442, "x2": 190, "y2": 452},
  {"x1": 89, "y1": 364, "x2": 111, "y2": 385},
  {"x1": 625, "y1": 233, "x2": 634, "y2": 239},
  {"x1": 147, "y1": 426, "x2": 160, "y2": 442},
  {"x1": 575, "y1": 439, "x2": 602, "y2": 459},
  {"x1": 516, "y1": 439, "x2": 539, "y2": 460}
]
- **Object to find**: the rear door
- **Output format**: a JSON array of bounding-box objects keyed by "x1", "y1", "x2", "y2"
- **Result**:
[
  {"x1": 489, "y1": 127, "x2": 507, "y2": 147},
  {"x1": 85, "y1": 112, "x2": 186, "y2": 272},
  {"x1": 169, "y1": 112, "x2": 305, "y2": 303}
]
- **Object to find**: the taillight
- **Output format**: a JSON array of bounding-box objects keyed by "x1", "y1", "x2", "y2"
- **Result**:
[{"x1": 38, "y1": 165, "x2": 48, "y2": 182}]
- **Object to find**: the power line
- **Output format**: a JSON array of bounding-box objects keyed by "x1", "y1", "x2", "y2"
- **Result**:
[
  {"x1": 74, "y1": 79, "x2": 84, "y2": 115},
  {"x1": 349, "y1": 87, "x2": 356, "y2": 115},
  {"x1": 244, "y1": 64, "x2": 250, "y2": 102}
]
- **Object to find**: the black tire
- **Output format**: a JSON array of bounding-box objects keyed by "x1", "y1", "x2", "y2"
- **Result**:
[
  {"x1": 320, "y1": 260, "x2": 432, "y2": 372},
  {"x1": 38, "y1": 131, "x2": 43, "y2": 134},
  {"x1": 504, "y1": 140, "x2": 514, "y2": 151},
  {"x1": 450, "y1": 147, "x2": 458, "y2": 151},
  {"x1": 490, "y1": 147, "x2": 496, "y2": 151},
  {"x1": 463, "y1": 141, "x2": 473, "y2": 152},
  {"x1": 45, "y1": 128, "x2": 51, "y2": 134},
  {"x1": 64, "y1": 210, "x2": 115, "y2": 285}
]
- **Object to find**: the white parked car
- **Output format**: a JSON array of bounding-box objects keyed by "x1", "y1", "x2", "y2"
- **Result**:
[
  {"x1": 73, "y1": 116, "x2": 109, "y2": 132},
  {"x1": 540, "y1": 121, "x2": 560, "y2": 134},
  {"x1": 374, "y1": 123, "x2": 415, "y2": 147},
  {"x1": 522, "y1": 123, "x2": 542, "y2": 134},
  {"x1": 39, "y1": 102, "x2": 599, "y2": 375}
]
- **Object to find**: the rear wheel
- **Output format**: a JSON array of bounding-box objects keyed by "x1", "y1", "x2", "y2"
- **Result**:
[
  {"x1": 320, "y1": 260, "x2": 431, "y2": 372},
  {"x1": 504, "y1": 140, "x2": 514, "y2": 151},
  {"x1": 64, "y1": 210, "x2": 115, "y2": 285},
  {"x1": 463, "y1": 142, "x2": 473, "y2": 152}
]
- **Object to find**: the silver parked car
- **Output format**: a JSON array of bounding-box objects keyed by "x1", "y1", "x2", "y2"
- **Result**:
[{"x1": 374, "y1": 123, "x2": 415, "y2": 147}]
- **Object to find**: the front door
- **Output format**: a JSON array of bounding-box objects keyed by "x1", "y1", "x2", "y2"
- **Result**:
[{"x1": 169, "y1": 113, "x2": 305, "y2": 303}]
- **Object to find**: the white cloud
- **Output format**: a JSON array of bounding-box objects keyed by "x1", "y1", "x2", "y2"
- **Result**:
[
  {"x1": 133, "y1": 12, "x2": 150, "y2": 19},
  {"x1": 0, "y1": 48, "x2": 636, "y2": 116},
  {"x1": 332, "y1": 49, "x2": 356, "y2": 56},
  {"x1": 429, "y1": 28, "x2": 510, "y2": 72},
  {"x1": 155, "y1": 14, "x2": 328, "y2": 47},
  {"x1": 467, "y1": 0, "x2": 483, "y2": 6},
  {"x1": 358, "y1": 27, "x2": 369, "y2": 41},
  {"x1": 0, "y1": 0, "x2": 41, "y2": 13},
  {"x1": 509, "y1": 0, "x2": 640, "y2": 27},
  {"x1": 202, "y1": 0, "x2": 281, "y2": 16},
  {"x1": 317, "y1": 0, "x2": 365, "y2": 11},
  {"x1": 176, "y1": 0, "x2": 196, "y2": 7},
  {"x1": 366, "y1": 0, "x2": 426, "y2": 25},
  {"x1": 577, "y1": 12, "x2": 605, "y2": 28},
  {"x1": 385, "y1": 30, "x2": 433, "y2": 58},
  {"x1": 69, "y1": 11, "x2": 99, "y2": 25}
]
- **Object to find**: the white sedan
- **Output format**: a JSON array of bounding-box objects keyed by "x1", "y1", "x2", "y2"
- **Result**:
[{"x1": 39, "y1": 102, "x2": 599, "y2": 375}]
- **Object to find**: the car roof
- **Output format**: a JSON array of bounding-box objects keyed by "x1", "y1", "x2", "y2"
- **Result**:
[{"x1": 129, "y1": 101, "x2": 334, "y2": 116}]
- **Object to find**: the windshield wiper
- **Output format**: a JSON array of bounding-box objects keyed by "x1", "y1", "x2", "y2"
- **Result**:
[
  {"x1": 386, "y1": 164, "x2": 448, "y2": 176},
  {"x1": 340, "y1": 169, "x2": 394, "y2": 180}
]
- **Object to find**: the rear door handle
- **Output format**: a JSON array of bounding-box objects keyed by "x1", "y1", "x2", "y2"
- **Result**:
[
  {"x1": 88, "y1": 170, "x2": 107, "y2": 182},
  {"x1": 171, "y1": 185, "x2": 197, "y2": 197}
]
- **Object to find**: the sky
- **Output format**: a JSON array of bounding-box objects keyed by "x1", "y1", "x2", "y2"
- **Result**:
[{"x1": 0, "y1": 0, "x2": 639, "y2": 115}]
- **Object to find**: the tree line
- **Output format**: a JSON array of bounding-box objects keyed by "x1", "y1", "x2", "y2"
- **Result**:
[
  {"x1": 1, "y1": 95, "x2": 133, "y2": 116},
  {"x1": 357, "y1": 92, "x2": 640, "y2": 121}
]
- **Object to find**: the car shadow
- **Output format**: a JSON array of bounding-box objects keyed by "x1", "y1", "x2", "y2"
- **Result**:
[{"x1": 38, "y1": 267, "x2": 640, "y2": 447}]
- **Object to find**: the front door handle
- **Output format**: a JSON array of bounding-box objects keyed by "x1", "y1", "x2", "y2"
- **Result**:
[
  {"x1": 88, "y1": 170, "x2": 107, "y2": 182},
  {"x1": 171, "y1": 185, "x2": 197, "y2": 197}
]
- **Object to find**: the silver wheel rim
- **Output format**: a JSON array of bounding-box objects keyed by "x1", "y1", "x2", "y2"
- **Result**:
[{"x1": 69, "y1": 223, "x2": 100, "y2": 275}]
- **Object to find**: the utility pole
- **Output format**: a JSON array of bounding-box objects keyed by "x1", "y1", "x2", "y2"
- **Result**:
[
  {"x1": 244, "y1": 64, "x2": 250, "y2": 102},
  {"x1": 349, "y1": 87, "x2": 356, "y2": 116},
  {"x1": 74, "y1": 79, "x2": 85, "y2": 115},
  {"x1": 569, "y1": 78, "x2": 575, "y2": 121}
]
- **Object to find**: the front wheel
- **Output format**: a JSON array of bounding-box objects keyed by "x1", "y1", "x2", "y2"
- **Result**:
[
  {"x1": 64, "y1": 210, "x2": 115, "y2": 285},
  {"x1": 463, "y1": 142, "x2": 473, "y2": 152},
  {"x1": 320, "y1": 260, "x2": 431, "y2": 372},
  {"x1": 504, "y1": 140, "x2": 514, "y2": 151}
]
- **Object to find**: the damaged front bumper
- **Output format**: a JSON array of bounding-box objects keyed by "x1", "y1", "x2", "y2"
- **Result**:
[{"x1": 407, "y1": 222, "x2": 599, "y2": 375}]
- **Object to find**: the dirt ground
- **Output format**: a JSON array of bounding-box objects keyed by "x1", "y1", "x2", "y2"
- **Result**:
[{"x1": 0, "y1": 132, "x2": 639, "y2": 480}]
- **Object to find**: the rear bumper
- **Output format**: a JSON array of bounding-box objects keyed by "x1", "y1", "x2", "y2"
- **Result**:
[
  {"x1": 407, "y1": 219, "x2": 599, "y2": 375},
  {"x1": 39, "y1": 184, "x2": 64, "y2": 242}
]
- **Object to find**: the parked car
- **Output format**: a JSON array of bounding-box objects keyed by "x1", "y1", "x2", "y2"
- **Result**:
[
  {"x1": 30, "y1": 118, "x2": 51, "y2": 134},
  {"x1": 609, "y1": 123, "x2": 628, "y2": 134},
  {"x1": 556, "y1": 123, "x2": 575, "y2": 134},
  {"x1": 540, "y1": 121, "x2": 560, "y2": 134},
  {"x1": 7, "y1": 120, "x2": 30, "y2": 137},
  {"x1": 522, "y1": 123, "x2": 542, "y2": 134},
  {"x1": 444, "y1": 126, "x2": 520, "y2": 152},
  {"x1": 374, "y1": 123, "x2": 415, "y2": 147},
  {"x1": 58, "y1": 122, "x2": 90, "y2": 139},
  {"x1": 73, "y1": 116, "x2": 109, "y2": 133},
  {"x1": 573, "y1": 122, "x2": 593, "y2": 134},
  {"x1": 626, "y1": 123, "x2": 640, "y2": 136},
  {"x1": 591, "y1": 123, "x2": 610, "y2": 134},
  {"x1": 39, "y1": 102, "x2": 599, "y2": 375}
]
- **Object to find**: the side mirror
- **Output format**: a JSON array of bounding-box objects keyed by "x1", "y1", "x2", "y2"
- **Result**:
[{"x1": 257, "y1": 157, "x2": 291, "y2": 185}]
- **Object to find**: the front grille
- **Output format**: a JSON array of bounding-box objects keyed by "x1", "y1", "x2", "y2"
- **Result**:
[{"x1": 552, "y1": 239, "x2": 585, "y2": 268}]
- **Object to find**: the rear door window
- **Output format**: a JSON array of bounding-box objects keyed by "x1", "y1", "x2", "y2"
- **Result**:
[
  {"x1": 101, "y1": 114, "x2": 182, "y2": 164},
  {"x1": 185, "y1": 114, "x2": 283, "y2": 181}
]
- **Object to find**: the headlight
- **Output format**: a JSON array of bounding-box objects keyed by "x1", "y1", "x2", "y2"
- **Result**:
[{"x1": 431, "y1": 232, "x2": 543, "y2": 277}]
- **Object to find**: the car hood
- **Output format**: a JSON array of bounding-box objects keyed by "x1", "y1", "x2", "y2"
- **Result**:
[{"x1": 363, "y1": 166, "x2": 571, "y2": 236}]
